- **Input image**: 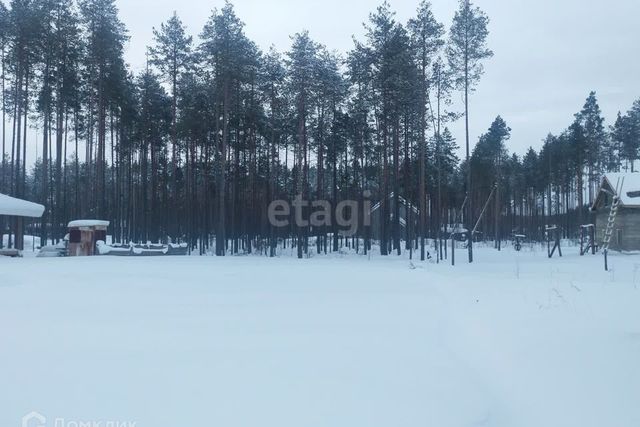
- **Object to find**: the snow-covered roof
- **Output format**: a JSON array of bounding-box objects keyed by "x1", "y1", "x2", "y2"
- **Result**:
[
  {"x1": 0, "y1": 193, "x2": 45, "y2": 218},
  {"x1": 68, "y1": 220, "x2": 110, "y2": 228},
  {"x1": 600, "y1": 173, "x2": 640, "y2": 207}
]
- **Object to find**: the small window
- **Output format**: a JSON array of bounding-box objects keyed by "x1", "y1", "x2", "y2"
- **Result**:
[
  {"x1": 69, "y1": 230, "x2": 81, "y2": 243},
  {"x1": 627, "y1": 191, "x2": 640, "y2": 199},
  {"x1": 617, "y1": 229, "x2": 623, "y2": 246}
]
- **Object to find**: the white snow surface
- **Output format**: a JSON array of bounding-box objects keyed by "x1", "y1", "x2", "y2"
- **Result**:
[
  {"x1": 1, "y1": 246, "x2": 639, "y2": 427},
  {"x1": 2, "y1": 234, "x2": 41, "y2": 250},
  {"x1": 0, "y1": 193, "x2": 45, "y2": 218}
]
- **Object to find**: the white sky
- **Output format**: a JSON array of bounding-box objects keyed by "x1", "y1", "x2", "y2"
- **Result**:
[
  {"x1": 6, "y1": 0, "x2": 640, "y2": 163},
  {"x1": 116, "y1": 0, "x2": 640, "y2": 157}
]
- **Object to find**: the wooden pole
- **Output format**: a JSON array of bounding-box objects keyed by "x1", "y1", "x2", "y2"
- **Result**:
[{"x1": 451, "y1": 235, "x2": 455, "y2": 266}]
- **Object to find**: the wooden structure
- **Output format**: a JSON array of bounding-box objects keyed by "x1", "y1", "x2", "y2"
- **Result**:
[
  {"x1": 592, "y1": 173, "x2": 640, "y2": 252},
  {"x1": 0, "y1": 193, "x2": 45, "y2": 253},
  {"x1": 369, "y1": 192, "x2": 419, "y2": 241},
  {"x1": 513, "y1": 234, "x2": 525, "y2": 252},
  {"x1": 546, "y1": 225, "x2": 562, "y2": 258},
  {"x1": 67, "y1": 220, "x2": 109, "y2": 257},
  {"x1": 580, "y1": 224, "x2": 596, "y2": 256}
]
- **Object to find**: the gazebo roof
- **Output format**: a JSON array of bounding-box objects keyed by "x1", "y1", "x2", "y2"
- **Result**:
[{"x1": 0, "y1": 193, "x2": 45, "y2": 218}]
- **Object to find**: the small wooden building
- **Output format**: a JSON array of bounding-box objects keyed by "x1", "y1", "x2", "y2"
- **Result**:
[
  {"x1": 67, "y1": 220, "x2": 110, "y2": 257},
  {"x1": 592, "y1": 173, "x2": 640, "y2": 252}
]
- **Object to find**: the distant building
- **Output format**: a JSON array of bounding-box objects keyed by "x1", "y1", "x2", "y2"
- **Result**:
[
  {"x1": 591, "y1": 173, "x2": 640, "y2": 252},
  {"x1": 67, "y1": 220, "x2": 110, "y2": 257},
  {"x1": 369, "y1": 192, "x2": 420, "y2": 241}
]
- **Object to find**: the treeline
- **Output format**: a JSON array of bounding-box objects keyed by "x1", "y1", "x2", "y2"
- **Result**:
[
  {"x1": 469, "y1": 94, "x2": 640, "y2": 245},
  {"x1": 0, "y1": 0, "x2": 638, "y2": 258}
]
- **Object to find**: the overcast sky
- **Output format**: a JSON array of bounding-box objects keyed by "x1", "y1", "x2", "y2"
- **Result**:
[
  {"x1": 9, "y1": 0, "x2": 639, "y2": 162},
  {"x1": 115, "y1": 0, "x2": 639, "y2": 157}
]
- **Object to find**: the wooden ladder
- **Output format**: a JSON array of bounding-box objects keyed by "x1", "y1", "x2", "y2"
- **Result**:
[{"x1": 602, "y1": 177, "x2": 624, "y2": 251}]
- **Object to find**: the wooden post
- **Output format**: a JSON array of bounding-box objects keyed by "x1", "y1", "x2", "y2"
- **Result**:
[
  {"x1": 444, "y1": 236, "x2": 448, "y2": 260},
  {"x1": 557, "y1": 230, "x2": 562, "y2": 257},
  {"x1": 547, "y1": 226, "x2": 562, "y2": 258},
  {"x1": 547, "y1": 229, "x2": 551, "y2": 257},
  {"x1": 451, "y1": 235, "x2": 455, "y2": 266},
  {"x1": 15, "y1": 217, "x2": 24, "y2": 251}
]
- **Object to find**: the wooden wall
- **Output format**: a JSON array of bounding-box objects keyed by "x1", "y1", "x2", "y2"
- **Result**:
[{"x1": 595, "y1": 207, "x2": 640, "y2": 251}]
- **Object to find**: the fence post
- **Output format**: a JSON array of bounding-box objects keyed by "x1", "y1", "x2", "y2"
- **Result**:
[{"x1": 451, "y1": 236, "x2": 455, "y2": 266}]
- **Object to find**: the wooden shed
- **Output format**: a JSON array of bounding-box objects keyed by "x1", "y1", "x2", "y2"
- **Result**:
[
  {"x1": 592, "y1": 173, "x2": 640, "y2": 252},
  {"x1": 67, "y1": 220, "x2": 110, "y2": 257}
]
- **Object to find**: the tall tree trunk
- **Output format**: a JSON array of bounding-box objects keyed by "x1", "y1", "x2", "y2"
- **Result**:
[
  {"x1": 393, "y1": 120, "x2": 401, "y2": 255},
  {"x1": 296, "y1": 94, "x2": 305, "y2": 259},
  {"x1": 317, "y1": 106, "x2": 325, "y2": 254},
  {"x1": 216, "y1": 80, "x2": 229, "y2": 256},
  {"x1": 465, "y1": 62, "x2": 473, "y2": 263}
]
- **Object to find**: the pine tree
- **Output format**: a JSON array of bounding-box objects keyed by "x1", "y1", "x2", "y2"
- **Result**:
[
  {"x1": 613, "y1": 100, "x2": 640, "y2": 172},
  {"x1": 435, "y1": 126, "x2": 459, "y2": 234},
  {"x1": 346, "y1": 40, "x2": 375, "y2": 254},
  {"x1": 78, "y1": 0, "x2": 128, "y2": 218},
  {"x1": 362, "y1": 2, "x2": 418, "y2": 255},
  {"x1": 260, "y1": 46, "x2": 287, "y2": 257},
  {"x1": 34, "y1": 0, "x2": 82, "y2": 243},
  {"x1": 149, "y1": 12, "x2": 192, "y2": 240},
  {"x1": 200, "y1": 2, "x2": 253, "y2": 255},
  {"x1": 52, "y1": 0, "x2": 82, "y2": 241},
  {"x1": 408, "y1": 0, "x2": 444, "y2": 260},
  {"x1": 0, "y1": 2, "x2": 7, "y2": 249},
  {"x1": 568, "y1": 120, "x2": 587, "y2": 226},
  {"x1": 6, "y1": 0, "x2": 43, "y2": 249},
  {"x1": 134, "y1": 69, "x2": 171, "y2": 242},
  {"x1": 447, "y1": 0, "x2": 493, "y2": 262},
  {"x1": 313, "y1": 48, "x2": 345, "y2": 254},
  {"x1": 471, "y1": 116, "x2": 510, "y2": 245},
  {"x1": 430, "y1": 58, "x2": 456, "y2": 257},
  {"x1": 286, "y1": 31, "x2": 318, "y2": 258},
  {"x1": 575, "y1": 91, "x2": 606, "y2": 204},
  {"x1": 0, "y1": 2, "x2": 8, "y2": 196}
]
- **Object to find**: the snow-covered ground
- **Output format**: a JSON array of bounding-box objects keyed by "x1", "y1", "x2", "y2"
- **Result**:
[{"x1": 1, "y1": 245, "x2": 639, "y2": 427}]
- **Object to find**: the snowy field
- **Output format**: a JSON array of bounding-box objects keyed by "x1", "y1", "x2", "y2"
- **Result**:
[{"x1": 1, "y1": 245, "x2": 640, "y2": 427}]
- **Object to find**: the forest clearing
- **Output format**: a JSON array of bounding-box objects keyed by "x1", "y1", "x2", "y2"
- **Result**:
[{"x1": 1, "y1": 0, "x2": 639, "y2": 425}]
